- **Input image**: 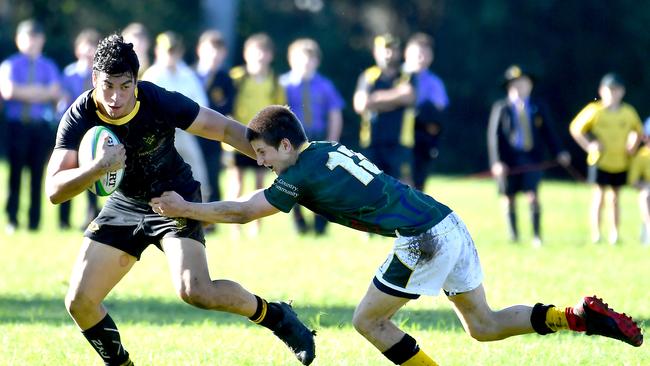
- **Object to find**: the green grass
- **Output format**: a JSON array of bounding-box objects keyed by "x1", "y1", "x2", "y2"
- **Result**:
[{"x1": 0, "y1": 163, "x2": 649, "y2": 365}]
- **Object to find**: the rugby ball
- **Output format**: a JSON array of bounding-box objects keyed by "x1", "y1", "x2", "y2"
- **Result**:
[{"x1": 78, "y1": 126, "x2": 124, "y2": 196}]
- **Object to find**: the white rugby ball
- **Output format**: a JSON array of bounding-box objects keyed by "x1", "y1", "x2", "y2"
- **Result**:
[{"x1": 78, "y1": 126, "x2": 124, "y2": 196}]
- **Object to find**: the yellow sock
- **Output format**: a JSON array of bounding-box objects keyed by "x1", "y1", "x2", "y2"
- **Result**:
[
  {"x1": 545, "y1": 306, "x2": 569, "y2": 331},
  {"x1": 401, "y1": 349, "x2": 439, "y2": 366}
]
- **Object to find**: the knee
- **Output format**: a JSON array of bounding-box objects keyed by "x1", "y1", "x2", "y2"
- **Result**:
[
  {"x1": 65, "y1": 291, "x2": 98, "y2": 319},
  {"x1": 176, "y1": 283, "x2": 211, "y2": 309},
  {"x1": 175, "y1": 277, "x2": 222, "y2": 310},
  {"x1": 464, "y1": 318, "x2": 503, "y2": 342},
  {"x1": 352, "y1": 308, "x2": 384, "y2": 337}
]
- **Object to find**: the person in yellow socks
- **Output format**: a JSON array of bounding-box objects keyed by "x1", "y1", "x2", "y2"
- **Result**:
[
  {"x1": 151, "y1": 106, "x2": 643, "y2": 366},
  {"x1": 570, "y1": 73, "x2": 642, "y2": 244}
]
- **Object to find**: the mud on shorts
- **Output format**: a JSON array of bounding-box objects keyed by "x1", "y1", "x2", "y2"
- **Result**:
[
  {"x1": 83, "y1": 188, "x2": 206, "y2": 260},
  {"x1": 373, "y1": 212, "x2": 483, "y2": 299}
]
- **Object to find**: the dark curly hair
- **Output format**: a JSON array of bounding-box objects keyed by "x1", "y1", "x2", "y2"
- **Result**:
[
  {"x1": 93, "y1": 33, "x2": 139, "y2": 79},
  {"x1": 246, "y1": 105, "x2": 307, "y2": 149}
]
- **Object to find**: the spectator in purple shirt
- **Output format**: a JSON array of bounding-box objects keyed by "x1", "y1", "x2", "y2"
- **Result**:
[
  {"x1": 0, "y1": 19, "x2": 61, "y2": 234},
  {"x1": 56, "y1": 28, "x2": 102, "y2": 230},
  {"x1": 280, "y1": 38, "x2": 344, "y2": 235},
  {"x1": 403, "y1": 33, "x2": 449, "y2": 191}
]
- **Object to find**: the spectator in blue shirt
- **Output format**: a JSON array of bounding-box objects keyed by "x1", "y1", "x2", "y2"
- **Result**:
[
  {"x1": 56, "y1": 28, "x2": 102, "y2": 230},
  {"x1": 0, "y1": 19, "x2": 61, "y2": 233},
  {"x1": 280, "y1": 38, "x2": 344, "y2": 235}
]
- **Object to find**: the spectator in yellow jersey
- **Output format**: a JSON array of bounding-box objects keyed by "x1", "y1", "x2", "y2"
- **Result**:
[
  {"x1": 628, "y1": 118, "x2": 650, "y2": 245},
  {"x1": 570, "y1": 73, "x2": 642, "y2": 244},
  {"x1": 227, "y1": 33, "x2": 286, "y2": 236}
]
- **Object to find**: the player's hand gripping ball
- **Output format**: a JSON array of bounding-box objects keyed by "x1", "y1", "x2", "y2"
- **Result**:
[{"x1": 78, "y1": 126, "x2": 125, "y2": 196}]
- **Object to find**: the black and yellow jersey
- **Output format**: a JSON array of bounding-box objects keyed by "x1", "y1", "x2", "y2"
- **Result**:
[{"x1": 55, "y1": 81, "x2": 201, "y2": 201}]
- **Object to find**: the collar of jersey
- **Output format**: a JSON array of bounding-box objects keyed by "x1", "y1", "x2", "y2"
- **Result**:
[
  {"x1": 298, "y1": 141, "x2": 311, "y2": 154},
  {"x1": 93, "y1": 87, "x2": 141, "y2": 125}
]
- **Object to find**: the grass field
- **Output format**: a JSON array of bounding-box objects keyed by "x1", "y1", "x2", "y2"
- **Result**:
[{"x1": 0, "y1": 163, "x2": 648, "y2": 365}]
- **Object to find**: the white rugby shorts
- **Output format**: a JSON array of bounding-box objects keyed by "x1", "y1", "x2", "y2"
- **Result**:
[{"x1": 374, "y1": 212, "x2": 483, "y2": 298}]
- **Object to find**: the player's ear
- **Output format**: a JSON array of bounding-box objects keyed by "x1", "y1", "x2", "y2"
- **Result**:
[
  {"x1": 280, "y1": 138, "x2": 292, "y2": 152},
  {"x1": 91, "y1": 71, "x2": 97, "y2": 87}
]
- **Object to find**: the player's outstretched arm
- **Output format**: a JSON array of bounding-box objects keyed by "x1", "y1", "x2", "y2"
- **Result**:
[
  {"x1": 186, "y1": 106, "x2": 256, "y2": 159},
  {"x1": 150, "y1": 189, "x2": 280, "y2": 224}
]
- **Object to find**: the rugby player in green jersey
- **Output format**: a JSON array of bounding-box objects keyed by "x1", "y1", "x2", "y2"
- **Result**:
[{"x1": 151, "y1": 105, "x2": 643, "y2": 366}]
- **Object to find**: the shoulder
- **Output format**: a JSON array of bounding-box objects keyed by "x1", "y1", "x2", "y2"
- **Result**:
[
  {"x1": 229, "y1": 65, "x2": 247, "y2": 81},
  {"x1": 362, "y1": 66, "x2": 382, "y2": 83}
]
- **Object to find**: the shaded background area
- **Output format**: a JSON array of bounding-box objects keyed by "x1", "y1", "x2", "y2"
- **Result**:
[{"x1": 1, "y1": 0, "x2": 648, "y2": 175}]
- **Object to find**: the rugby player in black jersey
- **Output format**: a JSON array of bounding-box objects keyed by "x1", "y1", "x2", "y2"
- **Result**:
[
  {"x1": 45, "y1": 35, "x2": 315, "y2": 366},
  {"x1": 152, "y1": 105, "x2": 643, "y2": 366}
]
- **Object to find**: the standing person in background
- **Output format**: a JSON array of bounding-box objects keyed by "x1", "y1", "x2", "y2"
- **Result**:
[
  {"x1": 403, "y1": 33, "x2": 449, "y2": 192},
  {"x1": 228, "y1": 32, "x2": 286, "y2": 236},
  {"x1": 121, "y1": 22, "x2": 150, "y2": 79},
  {"x1": 142, "y1": 31, "x2": 211, "y2": 202},
  {"x1": 194, "y1": 30, "x2": 235, "y2": 210},
  {"x1": 57, "y1": 28, "x2": 102, "y2": 230},
  {"x1": 0, "y1": 19, "x2": 61, "y2": 234},
  {"x1": 280, "y1": 37, "x2": 344, "y2": 235},
  {"x1": 487, "y1": 65, "x2": 570, "y2": 247},
  {"x1": 570, "y1": 73, "x2": 642, "y2": 245},
  {"x1": 627, "y1": 118, "x2": 650, "y2": 245},
  {"x1": 353, "y1": 34, "x2": 415, "y2": 185}
]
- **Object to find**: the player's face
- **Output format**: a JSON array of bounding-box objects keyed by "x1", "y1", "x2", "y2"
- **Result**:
[
  {"x1": 92, "y1": 72, "x2": 137, "y2": 119},
  {"x1": 507, "y1": 76, "x2": 533, "y2": 100},
  {"x1": 404, "y1": 44, "x2": 432, "y2": 72},
  {"x1": 251, "y1": 138, "x2": 293, "y2": 174},
  {"x1": 599, "y1": 85, "x2": 625, "y2": 107},
  {"x1": 288, "y1": 50, "x2": 319, "y2": 78}
]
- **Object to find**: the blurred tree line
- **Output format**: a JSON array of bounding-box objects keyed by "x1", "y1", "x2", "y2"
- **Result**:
[{"x1": 1, "y1": 0, "x2": 649, "y2": 176}]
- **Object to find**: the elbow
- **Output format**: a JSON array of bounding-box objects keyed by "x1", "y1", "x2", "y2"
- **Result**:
[{"x1": 48, "y1": 192, "x2": 65, "y2": 205}]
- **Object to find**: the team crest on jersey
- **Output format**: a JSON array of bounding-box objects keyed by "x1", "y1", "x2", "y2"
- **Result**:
[
  {"x1": 143, "y1": 134, "x2": 156, "y2": 147},
  {"x1": 87, "y1": 221, "x2": 100, "y2": 232},
  {"x1": 175, "y1": 217, "x2": 188, "y2": 229}
]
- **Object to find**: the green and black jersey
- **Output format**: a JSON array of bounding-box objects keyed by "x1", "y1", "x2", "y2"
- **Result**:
[{"x1": 264, "y1": 141, "x2": 452, "y2": 237}]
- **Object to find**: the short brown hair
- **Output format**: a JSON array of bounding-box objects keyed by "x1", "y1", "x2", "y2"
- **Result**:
[
  {"x1": 244, "y1": 33, "x2": 274, "y2": 53},
  {"x1": 198, "y1": 29, "x2": 226, "y2": 49},
  {"x1": 406, "y1": 33, "x2": 434, "y2": 49},
  {"x1": 287, "y1": 38, "x2": 321, "y2": 61},
  {"x1": 246, "y1": 105, "x2": 307, "y2": 149}
]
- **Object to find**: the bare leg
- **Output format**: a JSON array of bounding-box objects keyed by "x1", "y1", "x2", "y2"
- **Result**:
[
  {"x1": 608, "y1": 187, "x2": 620, "y2": 244},
  {"x1": 162, "y1": 237, "x2": 257, "y2": 315},
  {"x1": 590, "y1": 185, "x2": 605, "y2": 243},
  {"x1": 639, "y1": 187, "x2": 650, "y2": 244},
  {"x1": 447, "y1": 284, "x2": 534, "y2": 341},
  {"x1": 352, "y1": 282, "x2": 411, "y2": 351},
  {"x1": 65, "y1": 238, "x2": 136, "y2": 329}
]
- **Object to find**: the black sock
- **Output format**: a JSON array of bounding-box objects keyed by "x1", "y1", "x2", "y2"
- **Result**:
[
  {"x1": 81, "y1": 314, "x2": 130, "y2": 366},
  {"x1": 531, "y1": 206, "x2": 541, "y2": 237},
  {"x1": 507, "y1": 209, "x2": 518, "y2": 241},
  {"x1": 531, "y1": 303, "x2": 555, "y2": 335},
  {"x1": 249, "y1": 295, "x2": 283, "y2": 329},
  {"x1": 383, "y1": 333, "x2": 419, "y2": 365}
]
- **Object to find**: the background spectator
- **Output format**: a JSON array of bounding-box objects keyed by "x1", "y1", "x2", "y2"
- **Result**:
[
  {"x1": 280, "y1": 37, "x2": 344, "y2": 235},
  {"x1": 142, "y1": 31, "x2": 211, "y2": 202},
  {"x1": 56, "y1": 28, "x2": 101, "y2": 230},
  {"x1": 0, "y1": 19, "x2": 61, "y2": 234},
  {"x1": 353, "y1": 34, "x2": 415, "y2": 185},
  {"x1": 570, "y1": 73, "x2": 642, "y2": 245},
  {"x1": 488, "y1": 65, "x2": 570, "y2": 246}
]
